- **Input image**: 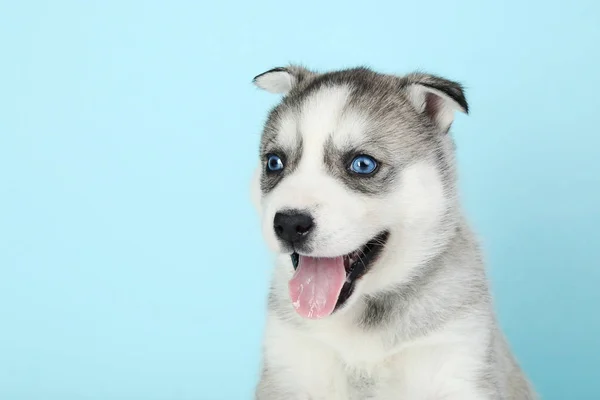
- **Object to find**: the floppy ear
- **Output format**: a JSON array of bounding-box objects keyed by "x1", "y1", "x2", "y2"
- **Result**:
[
  {"x1": 252, "y1": 65, "x2": 316, "y2": 94},
  {"x1": 406, "y1": 73, "x2": 469, "y2": 132}
]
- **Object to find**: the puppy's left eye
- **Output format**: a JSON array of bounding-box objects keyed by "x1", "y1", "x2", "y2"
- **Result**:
[
  {"x1": 266, "y1": 154, "x2": 284, "y2": 172},
  {"x1": 350, "y1": 155, "x2": 378, "y2": 175}
]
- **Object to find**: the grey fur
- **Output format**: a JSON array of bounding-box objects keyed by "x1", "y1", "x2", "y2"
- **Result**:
[
  {"x1": 322, "y1": 136, "x2": 399, "y2": 195},
  {"x1": 258, "y1": 66, "x2": 461, "y2": 196},
  {"x1": 253, "y1": 65, "x2": 536, "y2": 399},
  {"x1": 260, "y1": 126, "x2": 303, "y2": 193}
]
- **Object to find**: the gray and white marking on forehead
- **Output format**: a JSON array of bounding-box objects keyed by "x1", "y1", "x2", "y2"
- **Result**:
[
  {"x1": 259, "y1": 83, "x2": 416, "y2": 196},
  {"x1": 271, "y1": 85, "x2": 360, "y2": 154},
  {"x1": 261, "y1": 83, "x2": 435, "y2": 168},
  {"x1": 258, "y1": 67, "x2": 443, "y2": 155},
  {"x1": 256, "y1": 66, "x2": 468, "y2": 194}
]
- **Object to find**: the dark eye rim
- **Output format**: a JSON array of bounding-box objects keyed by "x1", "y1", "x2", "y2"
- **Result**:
[
  {"x1": 346, "y1": 153, "x2": 380, "y2": 177},
  {"x1": 265, "y1": 152, "x2": 286, "y2": 173}
]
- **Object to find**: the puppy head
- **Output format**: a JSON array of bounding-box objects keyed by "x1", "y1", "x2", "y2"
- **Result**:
[{"x1": 250, "y1": 65, "x2": 468, "y2": 318}]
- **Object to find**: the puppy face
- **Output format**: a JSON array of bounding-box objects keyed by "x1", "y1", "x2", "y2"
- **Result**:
[{"x1": 250, "y1": 66, "x2": 468, "y2": 318}]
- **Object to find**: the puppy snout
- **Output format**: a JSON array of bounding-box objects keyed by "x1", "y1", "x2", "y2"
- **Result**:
[{"x1": 273, "y1": 210, "x2": 314, "y2": 247}]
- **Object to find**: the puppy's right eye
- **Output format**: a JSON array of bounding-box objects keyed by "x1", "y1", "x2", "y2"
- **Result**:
[
  {"x1": 266, "y1": 154, "x2": 284, "y2": 173},
  {"x1": 349, "y1": 154, "x2": 378, "y2": 175}
]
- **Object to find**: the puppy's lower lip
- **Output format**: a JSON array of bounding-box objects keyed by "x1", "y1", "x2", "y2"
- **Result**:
[{"x1": 291, "y1": 252, "x2": 299, "y2": 269}]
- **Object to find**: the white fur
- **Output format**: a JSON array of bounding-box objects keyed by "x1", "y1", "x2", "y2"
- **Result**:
[
  {"x1": 252, "y1": 86, "x2": 486, "y2": 398},
  {"x1": 252, "y1": 72, "x2": 533, "y2": 399},
  {"x1": 254, "y1": 156, "x2": 488, "y2": 398},
  {"x1": 262, "y1": 310, "x2": 491, "y2": 399},
  {"x1": 259, "y1": 86, "x2": 386, "y2": 259}
]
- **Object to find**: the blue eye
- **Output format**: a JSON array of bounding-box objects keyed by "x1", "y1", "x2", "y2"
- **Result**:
[
  {"x1": 266, "y1": 154, "x2": 284, "y2": 172},
  {"x1": 350, "y1": 155, "x2": 377, "y2": 175}
]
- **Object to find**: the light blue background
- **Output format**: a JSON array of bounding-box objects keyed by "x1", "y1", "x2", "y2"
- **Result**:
[{"x1": 1, "y1": 1, "x2": 598, "y2": 399}]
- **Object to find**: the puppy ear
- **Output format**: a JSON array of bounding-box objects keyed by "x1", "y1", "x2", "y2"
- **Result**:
[
  {"x1": 252, "y1": 65, "x2": 315, "y2": 94},
  {"x1": 406, "y1": 73, "x2": 469, "y2": 132}
]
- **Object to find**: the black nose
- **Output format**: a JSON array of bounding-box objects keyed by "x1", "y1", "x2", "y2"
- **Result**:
[{"x1": 273, "y1": 210, "x2": 314, "y2": 245}]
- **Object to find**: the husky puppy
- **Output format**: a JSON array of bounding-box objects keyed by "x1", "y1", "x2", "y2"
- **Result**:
[{"x1": 250, "y1": 65, "x2": 536, "y2": 400}]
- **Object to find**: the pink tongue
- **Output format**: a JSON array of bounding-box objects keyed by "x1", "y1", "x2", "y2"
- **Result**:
[{"x1": 288, "y1": 256, "x2": 347, "y2": 319}]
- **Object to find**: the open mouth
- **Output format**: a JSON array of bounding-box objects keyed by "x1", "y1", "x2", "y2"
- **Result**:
[{"x1": 288, "y1": 231, "x2": 389, "y2": 319}]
